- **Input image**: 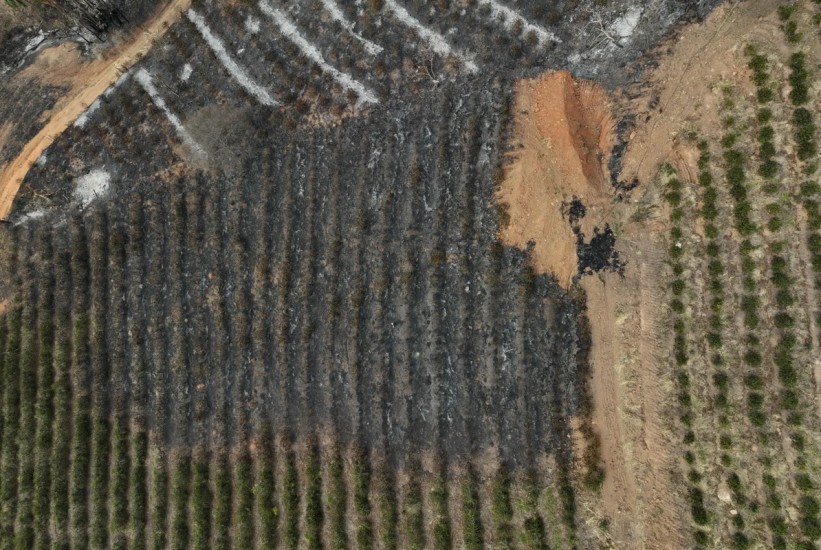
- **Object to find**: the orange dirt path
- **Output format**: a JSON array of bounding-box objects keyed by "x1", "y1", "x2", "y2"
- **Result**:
[{"x1": 0, "y1": 0, "x2": 192, "y2": 220}]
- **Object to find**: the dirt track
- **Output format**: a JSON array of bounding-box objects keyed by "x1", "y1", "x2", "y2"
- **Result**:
[{"x1": 0, "y1": 0, "x2": 191, "y2": 220}]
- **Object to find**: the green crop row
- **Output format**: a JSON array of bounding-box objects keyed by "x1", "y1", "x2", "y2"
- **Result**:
[
  {"x1": 662, "y1": 170, "x2": 710, "y2": 544},
  {"x1": 326, "y1": 456, "x2": 347, "y2": 550},
  {"x1": 801, "y1": 181, "x2": 821, "y2": 329},
  {"x1": 352, "y1": 453, "x2": 374, "y2": 549},
  {"x1": 430, "y1": 479, "x2": 452, "y2": 549},
  {"x1": 745, "y1": 36, "x2": 820, "y2": 547},
  {"x1": 377, "y1": 472, "x2": 398, "y2": 550},
  {"x1": 304, "y1": 448, "x2": 323, "y2": 550},
  {"x1": 695, "y1": 143, "x2": 736, "y2": 467}
]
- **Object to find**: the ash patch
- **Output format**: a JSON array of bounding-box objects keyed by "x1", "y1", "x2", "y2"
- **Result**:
[
  {"x1": 575, "y1": 224, "x2": 625, "y2": 277},
  {"x1": 561, "y1": 196, "x2": 587, "y2": 225},
  {"x1": 562, "y1": 197, "x2": 625, "y2": 278}
]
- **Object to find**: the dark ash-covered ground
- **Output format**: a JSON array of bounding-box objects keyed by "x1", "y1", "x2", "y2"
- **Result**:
[{"x1": 0, "y1": 0, "x2": 724, "y2": 530}]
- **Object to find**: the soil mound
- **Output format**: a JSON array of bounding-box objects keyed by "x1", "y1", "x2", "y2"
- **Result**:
[{"x1": 495, "y1": 70, "x2": 615, "y2": 287}]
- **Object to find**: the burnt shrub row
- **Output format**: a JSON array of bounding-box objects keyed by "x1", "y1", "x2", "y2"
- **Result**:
[{"x1": 662, "y1": 169, "x2": 711, "y2": 544}]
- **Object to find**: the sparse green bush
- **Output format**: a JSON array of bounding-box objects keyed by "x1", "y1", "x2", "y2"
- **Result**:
[
  {"x1": 462, "y1": 480, "x2": 484, "y2": 550},
  {"x1": 283, "y1": 452, "x2": 300, "y2": 549},
  {"x1": 191, "y1": 459, "x2": 212, "y2": 549},
  {"x1": 744, "y1": 374, "x2": 764, "y2": 390},
  {"x1": 690, "y1": 487, "x2": 709, "y2": 525},
  {"x1": 305, "y1": 449, "x2": 323, "y2": 550},
  {"x1": 255, "y1": 451, "x2": 277, "y2": 549},
  {"x1": 328, "y1": 456, "x2": 348, "y2": 550},
  {"x1": 406, "y1": 480, "x2": 426, "y2": 550},
  {"x1": 170, "y1": 455, "x2": 191, "y2": 550},
  {"x1": 430, "y1": 481, "x2": 452, "y2": 550},
  {"x1": 521, "y1": 516, "x2": 548, "y2": 550}
]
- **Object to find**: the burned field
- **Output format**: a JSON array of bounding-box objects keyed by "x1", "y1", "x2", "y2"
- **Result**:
[
  {"x1": 1, "y1": 83, "x2": 594, "y2": 548},
  {"x1": 0, "y1": 0, "x2": 738, "y2": 548}
]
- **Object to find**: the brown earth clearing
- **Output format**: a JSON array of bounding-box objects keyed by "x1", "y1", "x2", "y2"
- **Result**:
[
  {"x1": 0, "y1": 0, "x2": 191, "y2": 220},
  {"x1": 496, "y1": 70, "x2": 615, "y2": 288}
]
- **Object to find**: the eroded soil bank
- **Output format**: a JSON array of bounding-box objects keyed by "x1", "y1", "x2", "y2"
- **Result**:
[{"x1": 495, "y1": 70, "x2": 616, "y2": 288}]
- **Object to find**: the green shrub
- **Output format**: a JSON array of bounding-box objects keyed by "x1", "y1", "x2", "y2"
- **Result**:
[
  {"x1": 170, "y1": 456, "x2": 191, "y2": 550},
  {"x1": 406, "y1": 481, "x2": 426, "y2": 550},
  {"x1": 784, "y1": 20, "x2": 802, "y2": 43},
  {"x1": 191, "y1": 459, "x2": 212, "y2": 549},
  {"x1": 791, "y1": 431, "x2": 806, "y2": 451},
  {"x1": 774, "y1": 313, "x2": 794, "y2": 328},
  {"x1": 800, "y1": 181, "x2": 820, "y2": 197},
  {"x1": 665, "y1": 190, "x2": 682, "y2": 206},
  {"x1": 759, "y1": 161, "x2": 778, "y2": 179},
  {"x1": 744, "y1": 349, "x2": 762, "y2": 367},
  {"x1": 521, "y1": 516, "x2": 548, "y2": 550},
  {"x1": 779, "y1": 364, "x2": 797, "y2": 387},
  {"x1": 799, "y1": 516, "x2": 821, "y2": 539},
  {"x1": 690, "y1": 487, "x2": 709, "y2": 525},
  {"x1": 721, "y1": 134, "x2": 737, "y2": 148},
  {"x1": 430, "y1": 481, "x2": 451, "y2": 550},
  {"x1": 304, "y1": 450, "x2": 323, "y2": 550},
  {"x1": 256, "y1": 453, "x2": 278, "y2": 549},
  {"x1": 708, "y1": 260, "x2": 724, "y2": 276},
  {"x1": 462, "y1": 481, "x2": 484, "y2": 550},
  {"x1": 796, "y1": 474, "x2": 814, "y2": 492},
  {"x1": 283, "y1": 452, "x2": 300, "y2": 549},
  {"x1": 778, "y1": 4, "x2": 796, "y2": 20},
  {"x1": 744, "y1": 374, "x2": 764, "y2": 390},
  {"x1": 747, "y1": 393, "x2": 764, "y2": 408},
  {"x1": 732, "y1": 531, "x2": 750, "y2": 549},
  {"x1": 378, "y1": 478, "x2": 397, "y2": 550},
  {"x1": 757, "y1": 88, "x2": 774, "y2": 103},
  {"x1": 705, "y1": 224, "x2": 719, "y2": 239}
]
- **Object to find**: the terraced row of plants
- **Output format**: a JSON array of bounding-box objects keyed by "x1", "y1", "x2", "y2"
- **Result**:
[
  {"x1": 662, "y1": 4, "x2": 821, "y2": 546},
  {"x1": 662, "y1": 166, "x2": 713, "y2": 546},
  {"x1": 778, "y1": 4, "x2": 821, "y2": 347}
]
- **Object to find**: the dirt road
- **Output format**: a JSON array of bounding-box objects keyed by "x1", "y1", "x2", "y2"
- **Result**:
[{"x1": 0, "y1": 0, "x2": 192, "y2": 220}]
